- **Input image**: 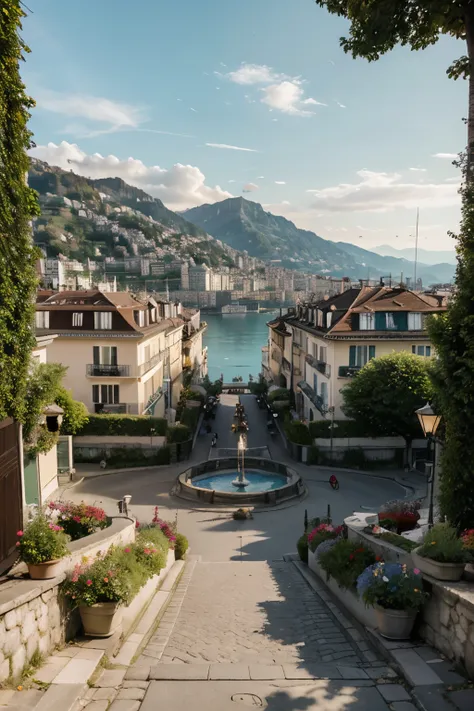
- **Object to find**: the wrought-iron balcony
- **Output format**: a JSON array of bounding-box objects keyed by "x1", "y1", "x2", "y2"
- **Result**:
[
  {"x1": 137, "y1": 350, "x2": 166, "y2": 377},
  {"x1": 305, "y1": 354, "x2": 331, "y2": 377},
  {"x1": 338, "y1": 365, "x2": 362, "y2": 378},
  {"x1": 87, "y1": 364, "x2": 131, "y2": 377},
  {"x1": 297, "y1": 380, "x2": 327, "y2": 415}
]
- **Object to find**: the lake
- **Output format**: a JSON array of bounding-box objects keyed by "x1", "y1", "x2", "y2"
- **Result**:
[{"x1": 203, "y1": 311, "x2": 276, "y2": 382}]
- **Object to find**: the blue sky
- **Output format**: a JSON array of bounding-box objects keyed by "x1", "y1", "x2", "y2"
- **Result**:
[{"x1": 24, "y1": 0, "x2": 466, "y2": 251}]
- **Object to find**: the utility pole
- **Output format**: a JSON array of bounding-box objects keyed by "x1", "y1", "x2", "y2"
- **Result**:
[{"x1": 414, "y1": 208, "x2": 420, "y2": 289}]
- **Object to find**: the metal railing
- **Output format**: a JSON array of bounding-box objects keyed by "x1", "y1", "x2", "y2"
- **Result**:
[
  {"x1": 282, "y1": 357, "x2": 291, "y2": 373},
  {"x1": 338, "y1": 365, "x2": 362, "y2": 378},
  {"x1": 94, "y1": 403, "x2": 130, "y2": 414},
  {"x1": 137, "y1": 350, "x2": 166, "y2": 377},
  {"x1": 87, "y1": 364, "x2": 131, "y2": 377},
  {"x1": 305, "y1": 354, "x2": 331, "y2": 377},
  {"x1": 298, "y1": 380, "x2": 327, "y2": 415}
]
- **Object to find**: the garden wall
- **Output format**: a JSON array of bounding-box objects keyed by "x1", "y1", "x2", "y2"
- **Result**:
[
  {"x1": 346, "y1": 521, "x2": 474, "y2": 678},
  {"x1": 314, "y1": 437, "x2": 427, "y2": 463},
  {"x1": 0, "y1": 517, "x2": 135, "y2": 682}
]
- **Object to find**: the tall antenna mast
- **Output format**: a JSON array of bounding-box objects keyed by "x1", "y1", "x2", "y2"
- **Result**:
[
  {"x1": 414, "y1": 208, "x2": 419, "y2": 289},
  {"x1": 165, "y1": 277, "x2": 170, "y2": 301}
]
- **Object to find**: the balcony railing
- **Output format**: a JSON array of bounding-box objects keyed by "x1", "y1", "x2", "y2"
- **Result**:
[
  {"x1": 87, "y1": 364, "x2": 131, "y2": 377},
  {"x1": 305, "y1": 354, "x2": 331, "y2": 377},
  {"x1": 137, "y1": 350, "x2": 166, "y2": 377},
  {"x1": 94, "y1": 403, "x2": 130, "y2": 414},
  {"x1": 271, "y1": 348, "x2": 282, "y2": 364},
  {"x1": 282, "y1": 357, "x2": 291, "y2": 374},
  {"x1": 298, "y1": 380, "x2": 327, "y2": 415},
  {"x1": 183, "y1": 321, "x2": 207, "y2": 343},
  {"x1": 338, "y1": 365, "x2": 362, "y2": 378}
]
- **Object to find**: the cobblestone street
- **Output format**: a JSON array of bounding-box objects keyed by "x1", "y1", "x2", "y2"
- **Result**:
[{"x1": 141, "y1": 559, "x2": 364, "y2": 666}]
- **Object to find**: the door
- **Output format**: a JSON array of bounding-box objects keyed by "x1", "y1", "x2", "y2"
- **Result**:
[
  {"x1": 23, "y1": 453, "x2": 39, "y2": 505},
  {"x1": 0, "y1": 419, "x2": 23, "y2": 572}
]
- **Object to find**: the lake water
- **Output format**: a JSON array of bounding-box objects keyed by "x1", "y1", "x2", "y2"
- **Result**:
[{"x1": 203, "y1": 312, "x2": 276, "y2": 382}]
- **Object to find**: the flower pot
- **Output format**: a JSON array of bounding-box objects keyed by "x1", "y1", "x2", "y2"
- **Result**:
[
  {"x1": 79, "y1": 602, "x2": 123, "y2": 638},
  {"x1": 412, "y1": 548, "x2": 465, "y2": 582},
  {"x1": 374, "y1": 606, "x2": 418, "y2": 640},
  {"x1": 464, "y1": 562, "x2": 474, "y2": 582},
  {"x1": 27, "y1": 559, "x2": 62, "y2": 580}
]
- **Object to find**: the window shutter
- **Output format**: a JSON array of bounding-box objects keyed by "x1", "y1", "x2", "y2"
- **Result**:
[
  {"x1": 352, "y1": 313, "x2": 360, "y2": 330},
  {"x1": 93, "y1": 346, "x2": 100, "y2": 365},
  {"x1": 111, "y1": 347, "x2": 118, "y2": 366},
  {"x1": 349, "y1": 345, "x2": 356, "y2": 367},
  {"x1": 92, "y1": 385, "x2": 99, "y2": 403},
  {"x1": 369, "y1": 345, "x2": 376, "y2": 360},
  {"x1": 113, "y1": 385, "x2": 120, "y2": 403}
]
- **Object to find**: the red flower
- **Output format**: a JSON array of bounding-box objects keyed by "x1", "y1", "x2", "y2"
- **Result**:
[
  {"x1": 86, "y1": 579, "x2": 92, "y2": 586},
  {"x1": 349, "y1": 553, "x2": 354, "y2": 560},
  {"x1": 17, "y1": 530, "x2": 23, "y2": 537}
]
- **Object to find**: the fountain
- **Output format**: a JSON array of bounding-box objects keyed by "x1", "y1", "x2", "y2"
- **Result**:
[{"x1": 232, "y1": 434, "x2": 249, "y2": 488}]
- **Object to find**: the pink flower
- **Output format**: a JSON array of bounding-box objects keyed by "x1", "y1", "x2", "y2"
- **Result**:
[
  {"x1": 124, "y1": 547, "x2": 131, "y2": 553},
  {"x1": 413, "y1": 568, "x2": 421, "y2": 575},
  {"x1": 144, "y1": 548, "x2": 151, "y2": 555},
  {"x1": 86, "y1": 579, "x2": 92, "y2": 586},
  {"x1": 73, "y1": 516, "x2": 81, "y2": 523},
  {"x1": 71, "y1": 575, "x2": 79, "y2": 583},
  {"x1": 16, "y1": 541, "x2": 20, "y2": 547},
  {"x1": 17, "y1": 530, "x2": 23, "y2": 537}
]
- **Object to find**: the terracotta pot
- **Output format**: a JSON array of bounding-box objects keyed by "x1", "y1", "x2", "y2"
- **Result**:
[
  {"x1": 27, "y1": 559, "x2": 62, "y2": 580},
  {"x1": 374, "y1": 606, "x2": 418, "y2": 640},
  {"x1": 79, "y1": 602, "x2": 123, "y2": 638},
  {"x1": 412, "y1": 548, "x2": 465, "y2": 582}
]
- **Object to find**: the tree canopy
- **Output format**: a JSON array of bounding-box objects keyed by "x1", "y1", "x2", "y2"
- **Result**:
[{"x1": 341, "y1": 352, "x2": 433, "y2": 443}]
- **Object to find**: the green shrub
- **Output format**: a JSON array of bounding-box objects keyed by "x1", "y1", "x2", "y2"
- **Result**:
[
  {"x1": 367, "y1": 530, "x2": 418, "y2": 553},
  {"x1": 155, "y1": 446, "x2": 171, "y2": 465},
  {"x1": 179, "y1": 407, "x2": 200, "y2": 430},
  {"x1": 309, "y1": 419, "x2": 376, "y2": 439},
  {"x1": 417, "y1": 523, "x2": 469, "y2": 564},
  {"x1": 167, "y1": 424, "x2": 191, "y2": 444},
  {"x1": 308, "y1": 523, "x2": 343, "y2": 552},
  {"x1": 77, "y1": 414, "x2": 168, "y2": 437},
  {"x1": 105, "y1": 446, "x2": 171, "y2": 468},
  {"x1": 307, "y1": 445, "x2": 319, "y2": 465},
  {"x1": 357, "y1": 562, "x2": 427, "y2": 610},
  {"x1": 48, "y1": 500, "x2": 108, "y2": 540},
  {"x1": 268, "y1": 388, "x2": 290, "y2": 403},
  {"x1": 174, "y1": 533, "x2": 189, "y2": 560},
  {"x1": 319, "y1": 539, "x2": 376, "y2": 590},
  {"x1": 297, "y1": 533, "x2": 308, "y2": 563},
  {"x1": 284, "y1": 420, "x2": 312, "y2": 445},
  {"x1": 341, "y1": 448, "x2": 368, "y2": 469},
  {"x1": 18, "y1": 514, "x2": 70, "y2": 564}
]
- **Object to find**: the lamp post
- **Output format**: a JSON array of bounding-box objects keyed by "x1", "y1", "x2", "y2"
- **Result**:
[{"x1": 415, "y1": 403, "x2": 442, "y2": 528}]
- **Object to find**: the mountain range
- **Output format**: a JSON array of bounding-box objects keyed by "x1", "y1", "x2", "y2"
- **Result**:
[
  {"x1": 373, "y1": 244, "x2": 457, "y2": 266},
  {"x1": 182, "y1": 198, "x2": 455, "y2": 284}
]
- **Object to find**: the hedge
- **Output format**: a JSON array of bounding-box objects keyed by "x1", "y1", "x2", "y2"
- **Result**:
[
  {"x1": 284, "y1": 420, "x2": 312, "y2": 445},
  {"x1": 268, "y1": 388, "x2": 290, "y2": 403},
  {"x1": 179, "y1": 406, "x2": 200, "y2": 430},
  {"x1": 74, "y1": 446, "x2": 171, "y2": 468},
  {"x1": 167, "y1": 424, "x2": 191, "y2": 444},
  {"x1": 308, "y1": 419, "x2": 384, "y2": 439},
  {"x1": 77, "y1": 414, "x2": 168, "y2": 437}
]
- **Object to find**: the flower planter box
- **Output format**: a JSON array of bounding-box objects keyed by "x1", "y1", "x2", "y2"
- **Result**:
[
  {"x1": 80, "y1": 602, "x2": 123, "y2": 637},
  {"x1": 308, "y1": 549, "x2": 377, "y2": 628},
  {"x1": 374, "y1": 605, "x2": 418, "y2": 640},
  {"x1": 412, "y1": 548, "x2": 465, "y2": 582},
  {"x1": 27, "y1": 560, "x2": 62, "y2": 580},
  {"x1": 346, "y1": 524, "x2": 413, "y2": 567}
]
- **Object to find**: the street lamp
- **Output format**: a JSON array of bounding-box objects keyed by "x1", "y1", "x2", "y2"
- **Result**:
[{"x1": 416, "y1": 402, "x2": 442, "y2": 528}]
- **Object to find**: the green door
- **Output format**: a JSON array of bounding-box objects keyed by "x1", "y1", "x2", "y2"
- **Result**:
[
  {"x1": 23, "y1": 454, "x2": 39, "y2": 506},
  {"x1": 57, "y1": 438, "x2": 70, "y2": 473}
]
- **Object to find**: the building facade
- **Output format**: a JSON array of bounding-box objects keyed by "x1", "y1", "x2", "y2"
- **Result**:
[{"x1": 265, "y1": 286, "x2": 446, "y2": 422}]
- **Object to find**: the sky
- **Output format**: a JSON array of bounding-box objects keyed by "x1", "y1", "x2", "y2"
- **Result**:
[{"x1": 23, "y1": 0, "x2": 467, "y2": 252}]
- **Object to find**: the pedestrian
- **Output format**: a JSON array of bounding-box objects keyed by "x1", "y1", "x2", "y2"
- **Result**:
[
  {"x1": 329, "y1": 474, "x2": 339, "y2": 490},
  {"x1": 214, "y1": 432, "x2": 218, "y2": 441}
]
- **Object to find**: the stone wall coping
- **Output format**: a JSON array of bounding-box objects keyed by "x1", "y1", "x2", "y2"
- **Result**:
[{"x1": 0, "y1": 517, "x2": 134, "y2": 617}]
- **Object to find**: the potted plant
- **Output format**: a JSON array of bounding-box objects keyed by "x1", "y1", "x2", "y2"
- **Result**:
[
  {"x1": 378, "y1": 499, "x2": 422, "y2": 534},
  {"x1": 63, "y1": 554, "x2": 132, "y2": 637},
  {"x1": 357, "y1": 561, "x2": 427, "y2": 639},
  {"x1": 413, "y1": 523, "x2": 469, "y2": 581},
  {"x1": 48, "y1": 500, "x2": 108, "y2": 540},
  {"x1": 17, "y1": 513, "x2": 70, "y2": 579},
  {"x1": 461, "y1": 529, "x2": 474, "y2": 581},
  {"x1": 308, "y1": 522, "x2": 344, "y2": 553}
]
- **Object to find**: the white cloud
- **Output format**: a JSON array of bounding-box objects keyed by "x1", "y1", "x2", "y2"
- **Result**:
[
  {"x1": 226, "y1": 63, "x2": 283, "y2": 85},
  {"x1": 262, "y1": 81, "x2": 315, "y2": 117},
  {"x1": 190, "y1": 108, "x2": 198, "y2": 112},
  {"x1": 35, "y1": 89, "x2": 143, "y2": 128},
  {"x1": 275, "y1": 181, "x2": 286, "y2": 185},
  {"x1": 242, "y1": 183, "x2": 259, "y2": 193},
  {"x1": 205, "y1": 142, "x2": 259, "y2": 153},
  {"x1": 409, "y1": 167, "x2": 427, "y2": 172},
  {"x1": 224, "y1": 63, "x2": 325, "y2": 117},
  {"x1": 30, "y1": 141, "x2": 232, "y2": 211},
  {"x1": 433, "y1": 152, "x2": 457, "y2": 159},
  {"x1": 307, "y1": 169, "x2": 460, "y2": 213},
  {"x1": 228, "y1": 179, "x2": 236, "y2": 183},
  {"x1": 302, "y1": 98, "x2": 327, "y2": 107},
  {"x1": 257, "y1": 175, "x2": 265, "y2": 179},
  {"x1": 335, "y1": 101, "x2": 347, "y2": 109}
]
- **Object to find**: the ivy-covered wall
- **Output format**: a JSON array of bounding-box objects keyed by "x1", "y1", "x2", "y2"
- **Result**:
[{"x1": 0, "y1": 2, "x2": 40, "y2": 422}]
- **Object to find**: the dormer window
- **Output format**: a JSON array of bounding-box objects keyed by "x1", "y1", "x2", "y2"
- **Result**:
[
  {"x1": 35, "y1": 311, "x2": 50, "y2": 329},
  {"x1": 360, "y1": 313, "x2": 375, "y2": 330},
  {"x1": 134, "y1": 310, "x2": 145, "y2": 327},
  {"x1": 408, "y1": 312, "x2": 422, "y2": 330},
  {"x1": 72, "y1": 312, "x2": 83, "y2": 327},
  {"x1": 94, "y1": 312, "x2": 112, "y2": 330}
]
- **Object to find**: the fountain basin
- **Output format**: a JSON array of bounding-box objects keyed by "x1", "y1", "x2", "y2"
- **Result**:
[{"x1": 175, "y1": 457, "x2": 304, "y2": 506}]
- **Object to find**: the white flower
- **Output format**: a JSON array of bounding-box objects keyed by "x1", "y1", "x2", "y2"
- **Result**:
[{"x1": 382, "y1": 576, "x2": 389, "y2": 582}]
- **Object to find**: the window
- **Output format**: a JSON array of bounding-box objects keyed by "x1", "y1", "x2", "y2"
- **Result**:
[
  {"x1": 408, "y1": 312, "x2": 422, "y2": 330},
  {"x1": 319, "y1": 346, "x2": 327, "y2": 363},
  {"x1": 349, "y1": 345, "x2": 376, "y2": 368},
  {"x1": 326, "y1": 312, "x2": 333, "y2": 328},
  {"x1": 93, "y1": 346, "x2": 117, "y2": 365},
  {"x1": 94, "y1": 312, "x2": 112, "y2": 330},
  {"x1": 360, "y1": 313, "x2": 375, "y2": 330},
  {"x1": 92, "y1": 384, "x2": 120, "y2": 404},
  {"x1": 385, "y1": 313, "x2": 396, "y2": 330},
  {"x1": 35, "y1": 311, "x2": 50, "y2": 329},
  {"x1": 412, "y1": 345, "x2": 431, "y2": 357},
  {"x1": 317, "y1": 309, "x2": 323, "y2": 327},
  {"x1": 134, "y1": 310, "x2": 145, "y2": 327},
  {"x1": 320, "y1": 381, "x2": 328, "y2": 406},
  {"x1": 313, "y1": 372, "x2": 318, "y2": 392},
  {"x1": 72, "y1": 312, "x2": 83, "y2": 327}
]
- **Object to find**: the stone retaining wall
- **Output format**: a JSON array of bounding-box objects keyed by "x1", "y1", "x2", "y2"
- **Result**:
[{"x1": 0, "y1": 517, "x2": 135, "y2": 682}]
